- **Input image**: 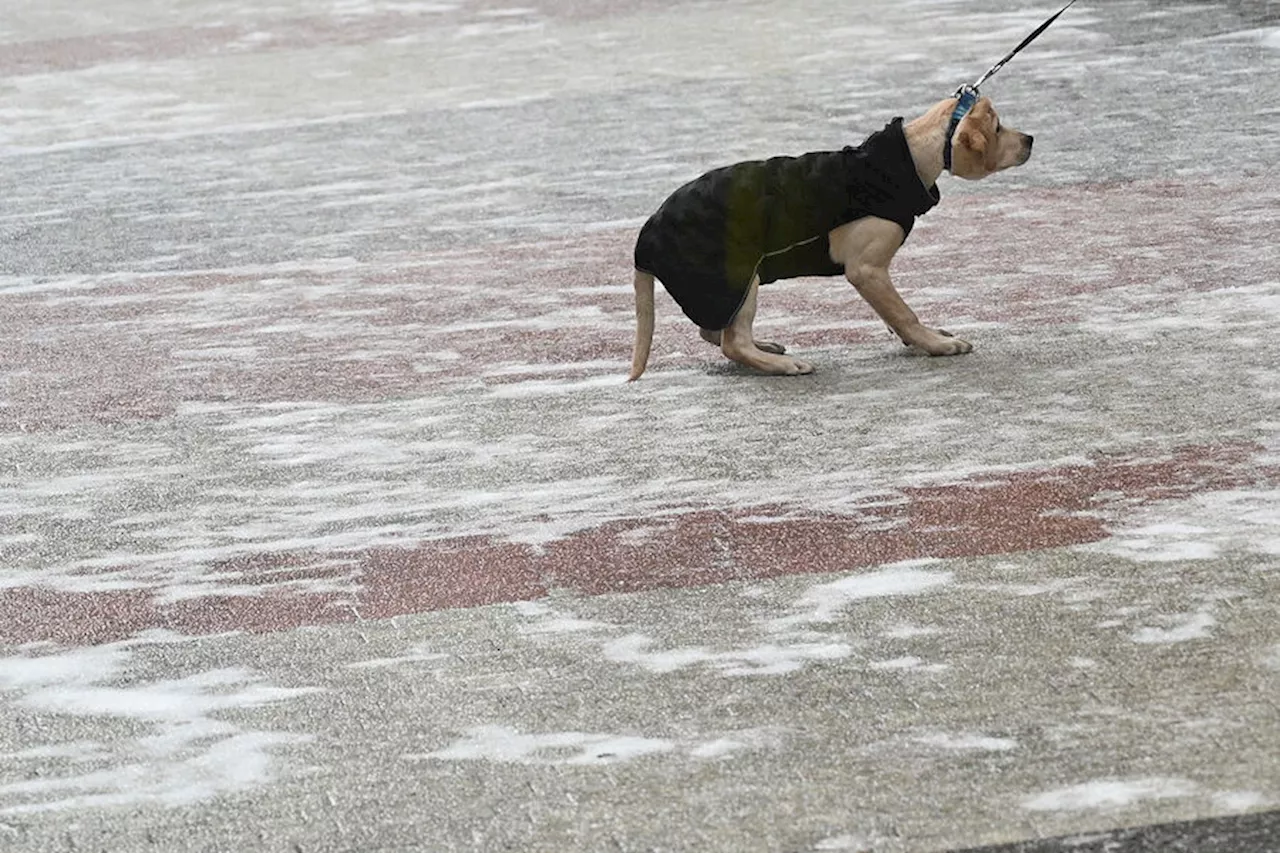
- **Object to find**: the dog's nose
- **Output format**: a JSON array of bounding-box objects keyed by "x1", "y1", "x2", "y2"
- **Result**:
[{"x1": 1025, "y1": 134, "x2": 1035, "y2": 149}]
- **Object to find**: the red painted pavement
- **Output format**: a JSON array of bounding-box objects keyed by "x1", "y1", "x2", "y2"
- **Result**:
[{"x1": 3, "y1": 441, "x2": 1271, "y2": 646}]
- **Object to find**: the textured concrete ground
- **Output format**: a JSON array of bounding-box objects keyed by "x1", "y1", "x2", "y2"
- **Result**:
[{"x1": 1, "y1": 0, "x2": 1278, "y2": 851}]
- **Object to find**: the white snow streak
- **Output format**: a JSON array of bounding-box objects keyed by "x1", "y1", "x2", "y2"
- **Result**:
[
  {"x1": 1085, "y1": 489, "x2": 1280, "y2": 563},
  {"x1": 1022, "y1": 777, "x2": 1199, "y2": 811},
  {"x1": 416, "y1": 725, "x2": 780, "y2": 766},
  {"x1": 1130, "y1": 610, "x2": 1217, "y2": 644},
  {"x1": 0, "y1": 636, "x2": 319, "y2": 815},
  {"x1": 772, "y1": 563, "x2": 953, "y2": 632}
]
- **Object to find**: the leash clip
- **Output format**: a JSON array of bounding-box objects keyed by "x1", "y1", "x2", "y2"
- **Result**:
[{"x1": 952, "y1": 84, "x2": 980, "y2": 112}]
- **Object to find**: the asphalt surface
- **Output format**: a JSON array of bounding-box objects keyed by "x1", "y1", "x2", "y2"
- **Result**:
[
  {"x1": 956, "y1": 807, "x2": 1280, "y2": 852},
  {"x1": 1, "y1": 0, "x2": 1279, "y2": 851}
]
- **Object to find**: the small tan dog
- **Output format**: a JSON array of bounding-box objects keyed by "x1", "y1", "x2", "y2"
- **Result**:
[{"x1": 628, "y1": 95, "x2": 1033, "y2": 379}]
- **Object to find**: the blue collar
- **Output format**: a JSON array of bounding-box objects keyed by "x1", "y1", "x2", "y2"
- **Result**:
[{"x1": 942, "y1": 85, "x2": 980, "y2": 174}]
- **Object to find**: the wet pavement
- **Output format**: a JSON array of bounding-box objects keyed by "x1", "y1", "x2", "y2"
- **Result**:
[{"x1": 1, "y1": 0, "x2": 1278, "y2": 851}]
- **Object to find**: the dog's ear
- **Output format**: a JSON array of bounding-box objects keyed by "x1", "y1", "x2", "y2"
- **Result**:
[
  {"x1": 957, "y1": 128, "x2": 985, "y2": 157},
  {"x1": 950, "y1": 127, "x2": 989, "y2": 179},
  {"x1": 952, "y1": 106, "x2": 999, "y2": 179}
]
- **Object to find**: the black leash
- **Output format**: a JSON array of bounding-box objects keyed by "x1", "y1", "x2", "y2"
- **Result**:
[
  {"x1": 944, "y1": 0, "x2": 1079, "y2": 172},
  {"x1": 972, "y1": 0, "x2": 1079, "y2": 90}
]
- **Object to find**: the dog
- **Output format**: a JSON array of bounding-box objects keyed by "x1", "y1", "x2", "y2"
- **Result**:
[{"x1": 628, "y1": 94, "x2": 1033, "y2": 379}]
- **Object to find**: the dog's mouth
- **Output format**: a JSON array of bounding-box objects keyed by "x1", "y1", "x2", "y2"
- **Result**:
[{"x1": 1017, "y1": 134, "x2": 1034, "y2": 165}]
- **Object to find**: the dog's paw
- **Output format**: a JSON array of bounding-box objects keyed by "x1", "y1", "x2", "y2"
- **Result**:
[
  {"x1": 784, "y1": 358, "x2": 814, "y2": 375},
  {"x1": 905, "y1": 326, "x2": 972, "y2": 356}
]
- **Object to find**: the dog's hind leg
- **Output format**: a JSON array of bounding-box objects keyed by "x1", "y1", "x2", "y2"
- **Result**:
[
  {"x1": 719, "y1": 277, "x2": 812, "y2": 375},
  {"x1": 699, "y1": 327, "x2": 786, "y2": 355}
]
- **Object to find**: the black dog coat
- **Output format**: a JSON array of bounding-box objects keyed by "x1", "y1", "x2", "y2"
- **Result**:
[{"x1": 634, "y1": 117, "x2": 940, "y2": 330}]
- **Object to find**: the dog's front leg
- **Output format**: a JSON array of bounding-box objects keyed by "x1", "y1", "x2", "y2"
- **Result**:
[
  {"x1": 830, "y1": 217, "x2": 972, "y2": 357},
  {"x1": 847, "y1": 265, "x2": 972, "y2": 356}
]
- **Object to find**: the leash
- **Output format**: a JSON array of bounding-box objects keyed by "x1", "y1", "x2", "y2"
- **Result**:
[
  {"x1": 944, "y1": 0, "x2": 1079, "y2": 172},
  {"x1": 972, "y1": 0, "x2": 1079, "y2": 90}
]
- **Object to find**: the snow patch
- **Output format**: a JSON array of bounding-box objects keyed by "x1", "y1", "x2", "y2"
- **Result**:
[
  {"x1": 1022, "y1": 777, "x2": 1199, "y2": 812},
  {"x1": 882, "y1": 623, "x2": 942, "y2": 639},
  {"x1": 602, "y1": 634, "x2": 852, "y2": 676},
  {"x1": 0, "y1": 645, "x2": 126, "y2": 689},
  {"x1": 915, "y1": 732, "x2": 1018, "y2": 751},
  {"x1": 687, "y1": 738, "x2": 746, "y2": 759},
  {"x1": 421, "y1": 725, "x2": 671, "y2": 765},
  {"x1": 544, "y1": 563, "x2": 954, "y2": 678},
  {"x1": 1084, "y1": 489, "x2": 1280, "y2": 563},
  {"x1": 813, "y1": 833, "x2": 884, "y2": 851},
  {"x1": 868, "y1": 656, "x2": 948, "y2": 672},
  {"x1": 1212, "y1": 790, "x2": 1272, "y2": 811},
  {"x1": 1130, "y1": 610, "x2": 1216, "y2": 644},
  {"x1": 0, "y1": 640, "x2": 318, "y2": 815},
  {"x1": 416, "y1": 725, "x2": 780, "y2": 765},
  {"x1": 772, "y1": 562, "x2": 953, "y2": 632}
]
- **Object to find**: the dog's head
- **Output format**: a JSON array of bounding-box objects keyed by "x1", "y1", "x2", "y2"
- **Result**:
[{"x1": 949, "y1": 96, "x2": 1033, "y2": 180}]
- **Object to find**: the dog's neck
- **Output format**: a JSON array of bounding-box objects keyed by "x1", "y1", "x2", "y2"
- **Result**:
[{"x1": 904, "y1": 98, "x2": 959, "y2": 190}]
